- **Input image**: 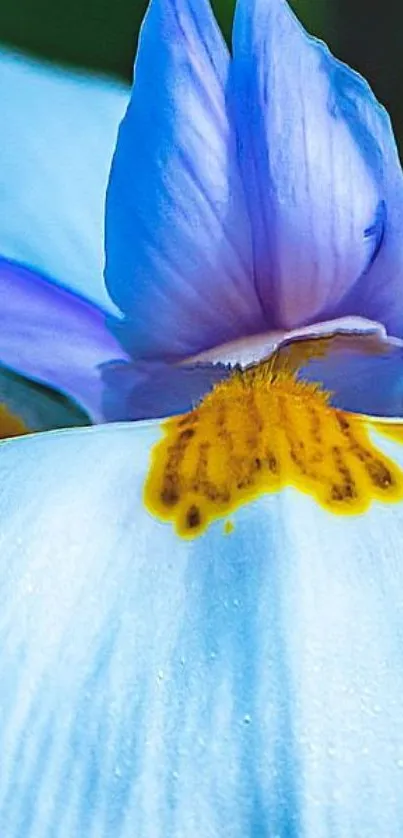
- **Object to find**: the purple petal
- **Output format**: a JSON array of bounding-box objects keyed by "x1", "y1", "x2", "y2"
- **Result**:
[
  {"x1": 232, "y1": 0, "x2": 401, "y2": 332},
  {"x1": 105, "y1": 0, "x2": 266, "y2": 362},
  {"x1": 0, "y1": 259, "x2": 130, "y2": 421}
]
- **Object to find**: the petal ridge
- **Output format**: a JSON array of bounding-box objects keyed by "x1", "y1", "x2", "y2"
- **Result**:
[
  {"x1": 105, "y1": 0, "x2": 266, "y2": 362},
  {"x1": 232, "y1": 0, "x2": 403, "y2": 333}
]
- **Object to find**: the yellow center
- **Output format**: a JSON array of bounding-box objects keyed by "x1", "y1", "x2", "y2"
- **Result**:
[
  {"x1": 0, "y1": 404, "x2": 29, "y2": 439},
  {"x1": 144, "y1": 359, "x2": 403, "y2": 539}
]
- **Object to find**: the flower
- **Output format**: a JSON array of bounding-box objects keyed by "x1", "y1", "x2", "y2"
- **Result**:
[
  {"x1": 1, "y1": 0, "x2": 403, "y2": 835},
  {"x1": 2, "y1": 0, "x2": 403, "y2": 430}
]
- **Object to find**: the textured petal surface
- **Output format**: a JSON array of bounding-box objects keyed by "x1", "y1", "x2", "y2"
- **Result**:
[
  {"x1": 232, "y1": 0, "x2": 402, "y2": 331},
  {"x1": 1, "y1": 422, "x2": 403, "y2": 835},
  {"x1": 332, "y1": 124, "x2": 403, "y2": 338},
  {"x1": 0, "y1": 47, "x2": 128, "y2": 312},
  {"x1": 105, "y1": 0, "x2": 265, "y2": 362},
  {"x1": 0, "y1": 259, "x2": 130, "y2": 421}
]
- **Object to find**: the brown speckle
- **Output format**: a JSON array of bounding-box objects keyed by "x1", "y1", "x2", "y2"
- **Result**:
[{"x1": 186, "y1": 505, "x2": 201, "y2": 530}]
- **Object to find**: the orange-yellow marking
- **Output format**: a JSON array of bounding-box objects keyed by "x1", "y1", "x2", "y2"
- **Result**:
[
  {"x1": 224, "y1": 520, "x2": 234, "y2": 535},
  {"x1": 0, "y1": 404, "x2": 29, "y2": 439},
  {"x1": 144, "y1": 359, "x2": 403, "y2": 539}
]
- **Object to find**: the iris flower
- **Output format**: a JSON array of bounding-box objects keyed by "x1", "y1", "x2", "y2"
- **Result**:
[{"x1": 1, "y1": 0, "x2": 403, "y2": 834}]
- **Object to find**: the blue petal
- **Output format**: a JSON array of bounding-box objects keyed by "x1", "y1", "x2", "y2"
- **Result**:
[
  {"x1": 103, "y1": 316, "x2": 391, "y2": 421},
  {"x1": 291, "y1": 332, "x2": 403, "y2": 417},
  {"x1": 1, "y1": 423, "x2": 403, "y2": 834},
  {"x1": 0, "y1": 258, "x2": 130, "y2": 421},
  {"x1": 102, "y1": 359, "x2": 231, "y2": 420},
  {"x1": 332, "y1": 147, "x2": 403, "y2": 339},
  {"x1": 105, "y1": 0, "x2": 266, "y2": 362},
  {"x1": 232, "y1": 0, "x2": 403, "y2": 332},
  {"x1": 0, "y1": 47, "x2": 128, "y2": 313}
]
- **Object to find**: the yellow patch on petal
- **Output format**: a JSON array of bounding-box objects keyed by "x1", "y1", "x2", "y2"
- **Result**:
[
  {"x1": 0, "y1": 403, "x2": 29, "y2": 439},
  {"x1": 144, "y1": 358, "x2": 403, "y2": 539}
]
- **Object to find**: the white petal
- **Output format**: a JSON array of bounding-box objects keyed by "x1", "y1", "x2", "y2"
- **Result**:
[{"x1": 0, "y1": 422, "x2": 403, "y2": 835}]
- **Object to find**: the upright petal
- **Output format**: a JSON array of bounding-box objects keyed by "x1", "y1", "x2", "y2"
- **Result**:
[
  {"x1": 105, "y1": 0, "x2": 265, "y2": 362},
  {"x1": 1, "y1": 418, "x2": 403, "y2": 834},
  {"x1": 332, "y1": 135, "x2": 403, "y2": 338},
  {"x1": 0, "y1": 47, "x2": 128, "y2": 312},
  {"x1": 0, "y1": 259, "x2": 130, "y2": 421},
  {"x1": 232, "y1": 0, "x2": 403, "y2": 331}
]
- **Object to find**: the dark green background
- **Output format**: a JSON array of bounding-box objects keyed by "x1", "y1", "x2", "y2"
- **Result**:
[
  {"x1": 1, "y1": 0, "x2": 402, "y2": 144},
  {"x1": 0, "y1": 0, "x2": 330, "y2": 78}
]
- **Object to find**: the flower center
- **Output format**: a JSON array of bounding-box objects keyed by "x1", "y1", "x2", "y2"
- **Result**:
[
  {"x1": 0, "y1": 404, "x2": 29, "y2": 439},
  {"x1": 144, "y1": 358, "x2": 403, "y2": 539}
]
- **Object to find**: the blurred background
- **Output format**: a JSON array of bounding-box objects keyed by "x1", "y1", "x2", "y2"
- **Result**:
[{"x1": 1, "y1": 0, "x2": 402, "y2": 149}]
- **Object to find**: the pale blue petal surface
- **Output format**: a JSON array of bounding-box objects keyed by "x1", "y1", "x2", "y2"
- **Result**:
[
  {"x1": 232, "y1": 0, "x2": 403, "y2": 332},
  {"x1": 1, "y1": 422, "x2": 403, "y2": 834},
  {"x1": 105, "y1": 0, "x2": 266, "y2": 362},
  {"x1": 0, "y1": 47, "x2": 128, "y2": 312}
]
